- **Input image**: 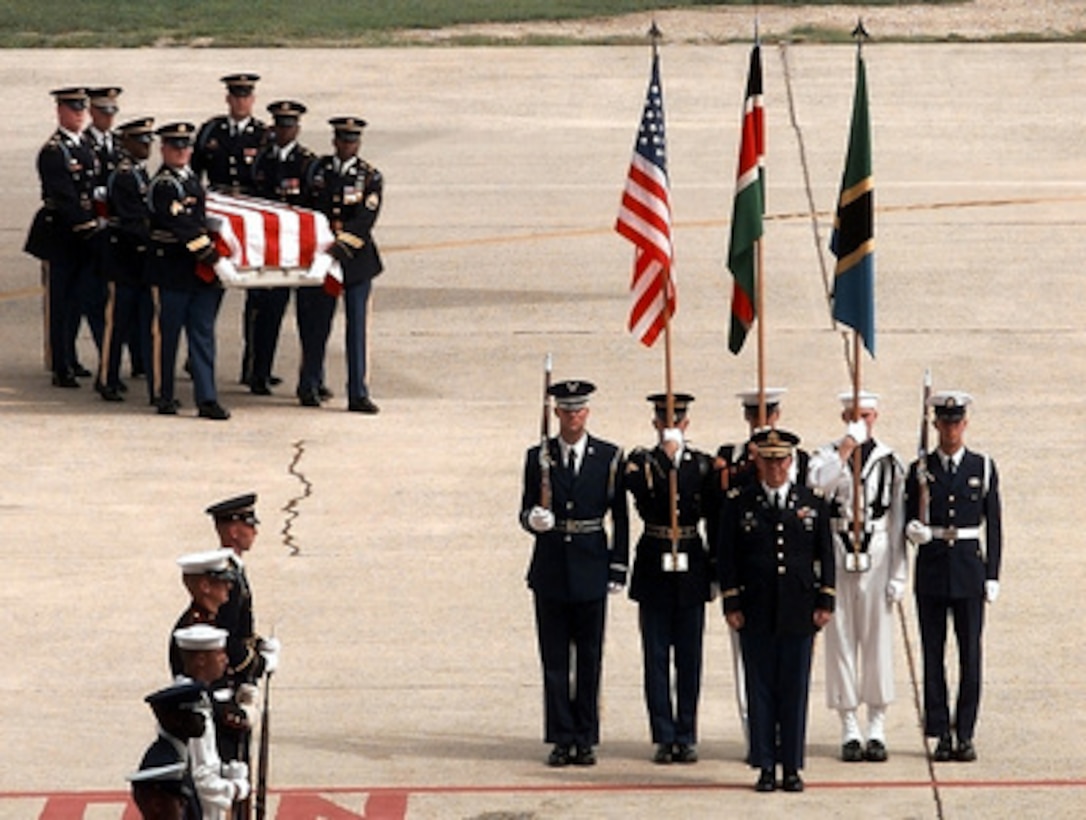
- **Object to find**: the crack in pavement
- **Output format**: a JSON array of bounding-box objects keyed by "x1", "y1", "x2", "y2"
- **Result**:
[{"x1": 283, "y1": 439, "x2": 312, "y2": 556}]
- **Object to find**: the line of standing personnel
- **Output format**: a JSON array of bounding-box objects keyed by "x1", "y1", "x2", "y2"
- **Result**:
[{"x1": 518, "y1": 379, "x2": 1003, "y2": 790}]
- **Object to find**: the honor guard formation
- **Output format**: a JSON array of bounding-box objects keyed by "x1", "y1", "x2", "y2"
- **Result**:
[
  {"x1": 128, "y1": 493, "x2": 281, "y2": 819},
  {"x1": 520, "y1": 378, "x2": 1002, "y2": 793},
  {"x1": 26, "y1": 74, "x2": 385, "y2": 419}
]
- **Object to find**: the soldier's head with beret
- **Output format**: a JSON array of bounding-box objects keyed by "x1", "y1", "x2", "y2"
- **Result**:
[
  {"x1": 51, "y1": 86, "x2": 89, "y2": 133},
  {"x1": 929, "y1": 389, "x2": 972, "y2": 453},
  {"x1": 221, "y1": 72, "x2": 259, "y2": 119},
  {"x1": 87, "y1": 85, "x2": 121, "y2": 130},
  {"x1": 206, "y1": 493, "x2": 259, "y2": 558}
]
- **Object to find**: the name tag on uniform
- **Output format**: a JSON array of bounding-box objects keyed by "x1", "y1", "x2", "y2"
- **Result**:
[{"x1": 662, "y1": 552, "x2": 689, "y2": 572}]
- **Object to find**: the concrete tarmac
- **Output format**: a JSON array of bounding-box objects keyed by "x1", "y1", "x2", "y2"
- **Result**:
[{"x1": 0, "y1": 44, "x2": 1084, "y2": 819}]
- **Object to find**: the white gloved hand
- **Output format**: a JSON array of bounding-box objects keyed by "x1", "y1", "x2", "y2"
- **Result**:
[
  {"x1": 260, "y1": 636, "x2": 281, "y2": 674},
  {"x1": 709, "y1": 581, "x2": 721, "y2": 602},
  {"x1": 985, "y1": 580, "x2": 1000, "y2": 603},
  {"x1": 662, "y1": 427, "x2": 684, "y2": 447},
  {"x1": 232, "y1": 775, "x2": 251, "y2": 803},
  {"x1": 608, "y1": 581, "x2": 624, "y2": 594},
  {"x1": 93, "y1": 185, "x2": 107, "y2": 202},
  {"x1": 527, "y1": 506, "x2": 555, "y2": 533},
  {"x1": 886, "y1": 579, "x2": 906, "y2": 604},
  {"x1": 845, "y1": 419, "x2": 868, "y2": 445},
  {"x1": 307, "y1": 251, "x2": 334, "y2": 282},
  {"x1": 223, "y1": 759, "x2": 248, "y2": 780},
  {"x1": 236, "y1": 683, "x2": 259, "y2": 706},
  {"x1": 212, "y1": 257, "x2": 240, "y2": 284},
  {"x1": 906, "y1": 519, "x2": 933, "y2": 545}
]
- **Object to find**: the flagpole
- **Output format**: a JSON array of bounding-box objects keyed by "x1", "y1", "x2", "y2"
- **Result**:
[
  {"x1": 850, "y1": 330, "x2": 863, "y2": 568},
  {"x1": 649, "y1": 19, "x2": 681, "y2": 562},
  {"x1": 755, "y1": 237, "x2": 766, "y2": 427}
]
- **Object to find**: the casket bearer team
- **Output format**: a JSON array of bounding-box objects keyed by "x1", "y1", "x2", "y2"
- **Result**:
[
  {"x1": 519, "y1": 380, "x2": 629, "y2": 767},
  {"x1": 905, "y1": 391, "x2": 1002, "y2": 763},
  {"x1": 96, "y1": 116, "x2": 155, "y2": 402},
  {"x1": 248, "y1": 100, "x2": 318, "y2": 398},
  {"x1": 303, "y1": 116, "x2": 384, "y2": 413},
  {"x1": 146, "y1": 122, "x2": 239, "y2": 420},
  {"x1": 191, "y1": 73, "x2": 269, "y2": 389},
  {"x1": 717, "y1": 429, "x2": 835, "y2": 793},
  {"x1": 625, "y1": 392, "x2": 719, "y2": 764}
]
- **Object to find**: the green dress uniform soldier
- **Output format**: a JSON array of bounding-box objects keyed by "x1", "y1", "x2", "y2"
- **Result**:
[
  {"x1": 301, "y1": 116, "x2": 384, "y2": 412},
  {"x1": 625, "y1": 393, "x2": 719, "y2": 764},
  {"x1": 146, "y1": 122, "x2": 238, "y2": 420},
  {"x1": 714, "y1": 387, "x2": 810, "y2": 756},
  {"x1": 192, "y1": 72, "x2": 269, "y2": 389},
  {"x1": 127, "y1": 680, "x2": 208, "y2": 820},
  {"x1": 904, "y1": 391, "x2": 1002, "y2": 763},
  {"x1": 247, "y1": 100, "x2": 317, "y2": 397},
  {"x1": 24, "y1": 86, "x2": 101, "y2": 388},
  {"x1": 520, "y1": 380, "x2": 629, "y2": 767},
  {"x1": 96, "y1": 116, "x2": 154, "y2": 402},
  {"x1": 717, "y1": 429, "x2": 835, "y2": 793}
]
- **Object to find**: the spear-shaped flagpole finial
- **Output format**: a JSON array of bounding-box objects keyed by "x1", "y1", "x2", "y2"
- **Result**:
[
  {"x1": 648, "y1": 19, "x2": 662, "y2": 51},
  {"x1": 852, "y1": 17, "x2": 870, "y2": 53}
]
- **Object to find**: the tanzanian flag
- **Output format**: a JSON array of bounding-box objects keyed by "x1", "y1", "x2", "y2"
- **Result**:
[{"x1": 830, "y1": 50, "x2": 875, "y2": 356}]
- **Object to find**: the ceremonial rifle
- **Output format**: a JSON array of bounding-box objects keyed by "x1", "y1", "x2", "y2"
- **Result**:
[
  {"x1": 539, "y1": 353, "x2": 553, "y2": 510},
  {"x1": 917, "y1": 369, "x2": 933, "y2": 524},
  {"x1": 254, "y1": 670, "x2": 272, "y2": 820}
]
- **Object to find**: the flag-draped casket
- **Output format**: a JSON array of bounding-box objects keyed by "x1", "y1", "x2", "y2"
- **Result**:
[{"x1": 204, "y1": 191, "x2": 342, "y2": 291}]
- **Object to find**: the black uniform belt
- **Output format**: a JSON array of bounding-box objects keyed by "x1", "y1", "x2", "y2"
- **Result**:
[
  {"x1": 931, "y1": 526, "x2": 980, "y2": 541},
  {"x1": 554, "y1": 518, "x2": 604, "y2": 534},
  {"x1": 643, "y1": 524, "x2": 699, "y2": 540},
  {"x1": 150, "y1": 230, "x2": 179, "y2": 244}
]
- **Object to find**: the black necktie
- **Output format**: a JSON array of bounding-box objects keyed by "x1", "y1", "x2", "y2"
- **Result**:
[
  {"x1": 771, "y1": 491, "x2": 780, "y2": 509},
  {"x1": 947, "y1": 458, "x2": 956, "y2": 478},
  {"x1": 567, "y1": 448, "x2": 577, "y2": 474}
]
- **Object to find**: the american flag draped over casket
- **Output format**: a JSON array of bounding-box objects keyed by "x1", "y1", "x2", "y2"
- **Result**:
[{"x1": 204, "y1": 191, "x2": 343, "y2": 293}]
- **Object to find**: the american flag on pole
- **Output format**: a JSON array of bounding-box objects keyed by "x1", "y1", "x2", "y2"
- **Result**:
[
  {"x1": 615, "y1": 50, "x2": 674, "y2": 348},
  {"x1": 204, "y1": 191, "x2": 338, "y2": 290}
]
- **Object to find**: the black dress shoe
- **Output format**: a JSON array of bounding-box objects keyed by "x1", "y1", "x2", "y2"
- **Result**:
[
  {"x1": 841, "y1": 738, "x2": 865, "y2": 762},
  {"x1": 52, "y1": 373, "x2": 80, "y2": 388},
  {"x1": 72, "y1": 363, "x2": 92, "y2": 378},
  {"x1": 546, "y1": 744, "x2": 571, "y2": 767},
  {"x1": 955, "y1": 739, "x2": 977, "y2": 762},
  {"x1": 652, "y1": 743, "x2": 673, "y2": 764},
  {"x1": 198, "y1": 401, "x2": 231, "y2": 420},
  {"x1": 156, "y1": 398, "x2": 178, "y2": 415},
  {"x1": 572, "y1": 746, "x2": 596, "y2": 766},
  {"x1": 268, "y1": 375, "x2": 283, "y2": 386},
  {"x1": 755, "y1": 769, "x2": 776, "y2": 792},
  {"x1": 99, "y1": 385, "x2": 124, "y2": 402},
  {"x1": 865, "y1": 738, "x2": 888, "y2": 762},
  {"x1": 249, "y1": 379, "x2": 272, "y2": 396},
  {"x1": 782, "y1": 771, "x2": 804, "y2": 793},
  {"x1": 932, "y1": 734, "x2": 953, "y2": 762},
  {"x1": 297, "y1": 390, "x2": 321, "y2": 408},
  {"x1": 673, "y1": 743, "x2": 698, "y2": 764},
  {"x1": 116, "y1": 379, "x2": 128, "y2": 393},
  {"x1": 318, "y1": 385, "x2": 333, "y2": 400},
  {"x1": 348, "y1": 396, "x2": 380, "y2": 414}
]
